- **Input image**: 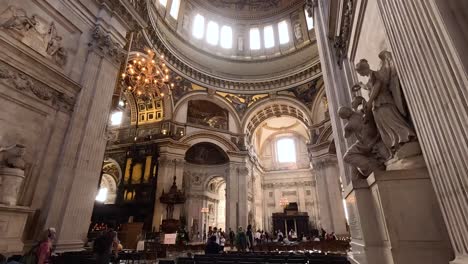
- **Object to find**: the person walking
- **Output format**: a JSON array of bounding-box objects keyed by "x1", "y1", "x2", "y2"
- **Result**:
[
  {"x1": 93, "y1": 226, "x2": 119, "y2": 264},
  {"x1": 229, "y1": 228, "x2": 235, "y2": 246},
  {"x1": 235, "y1": 227, "x2": 247, "y2": 253},
  {"x1": 246, "y1": 225, "x2": 254, "y2": 252}
]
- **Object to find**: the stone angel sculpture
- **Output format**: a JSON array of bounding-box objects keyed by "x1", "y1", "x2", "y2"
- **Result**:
[
  {"x1": 354, "y1": 51, "x2": 415, "y2": 153},
  {"x1": 46, "y1": 22, "x2": 67, "y2": 66}
]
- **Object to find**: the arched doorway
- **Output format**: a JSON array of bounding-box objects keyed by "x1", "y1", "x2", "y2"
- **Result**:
[{"x1": 184, "y1": 142, "x2": 230, "y2": 238}]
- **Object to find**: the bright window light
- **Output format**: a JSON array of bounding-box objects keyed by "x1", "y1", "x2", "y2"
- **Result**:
[
  {"x1": 276, "y1": 138, "x2": 296, "y2": 163},
  {"x1": 159, "y1": 0, "x2": 167, "y2": 7},
  {"x1": 263, "y1": 25, "x2": 275, "y2": 48},
  {"x1": 170, "y1": 0, "x2": 180, "y2": 19},
  {"x1": 220, "y1": 26, "x2": 233, "y2": 49},
  {"x1": 110, "y1": 111, "x2": 123, "y2": 126},
  {"x1": 343, "y1": 199, "x2": 349, "y2": 222},
  {"x1": 96, "y1": 188, "x2": 108, "y2": 202},
  {"x1": 192, "y1": 14, "x2": 205, "y2": 39},
  {"x1": 250, "y1": 28, "x2": 261, "y2": 50},
  {"x1": 278, "y1": 20, "x2": 290, "y2": 44},
  {"x1": 305, "y1": 9, "x2": 314, "y2": 30},
  {"x1": 206, "y1": 21, "x2": 219, "y2": 45}
]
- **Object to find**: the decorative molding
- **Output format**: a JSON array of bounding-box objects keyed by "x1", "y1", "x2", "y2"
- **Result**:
[
  {"x1": 334, "y1": 0, "x2": 355, "y2": 67},
  {"x1": 312, "y1": 156, "x2": 338, "y2": 170},
  {"x1": 262, "y1": 180, "x2": 315, "y2": 189},
  {"x1": 0, "y1": 62, "x2": 74, "y2": 111},
  {"x1": 88, "y1": 26, "x2": 125, "y2": 63}
]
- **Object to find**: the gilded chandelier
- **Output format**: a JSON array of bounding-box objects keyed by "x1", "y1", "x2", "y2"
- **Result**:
[{"x1": 121, "y1": 49, "x2": 173, "y2": 101}]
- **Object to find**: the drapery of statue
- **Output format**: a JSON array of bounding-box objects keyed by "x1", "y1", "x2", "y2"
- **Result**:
[
  {"x1": 0, "y1": 143, "x2": 27, "y2": 205},
  {"x1": 339, "y1": 51, "x2": 419, "y2": 177}
]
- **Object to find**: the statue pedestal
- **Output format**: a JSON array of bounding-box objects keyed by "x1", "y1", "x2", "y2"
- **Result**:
[
  {"x1": 0, "y1": 204, "x2": 33, "y2": 255},
  {"x1": 365, "y1": 167, "x2": 453, "y2": 264},
  {"x1": 0, "y1": 167, "x2": 25, "y2": 206}
]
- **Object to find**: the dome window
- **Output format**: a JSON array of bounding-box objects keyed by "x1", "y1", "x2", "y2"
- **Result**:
[
  {"x1": 193, "y1": 14, "x2": 205, "y2": 39},
  {"x1": 159, "y1": 0, "x2": 167, "y2": 7},
  {"x1": 220, "y1": 26, "x2": 233, "y2": 49},
  {"x1": 305, "y1": 9, "x2": 314, "y2": 30},
  {"x1": 278, "y1": 20, "x2": 290, "y2": 44},
  {"x1": 206, "y1": 21, "x2": 219, "y2": 45},
  {"x1": 264, "y1": 25, "x2": 275, "y2": 48},
  {"x1": 170, "y1": 0, "x2": 180, "y2": 19},
  {"x1": 250, "y1": 28, "x2": 261, "y2": 50}
]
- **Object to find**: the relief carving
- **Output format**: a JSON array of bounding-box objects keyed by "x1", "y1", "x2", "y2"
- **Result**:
[
  {"x1": 89, "y1": 26, "x2": 124, "y2": 63},
  {"x1": 0, "y1": 6, "x2": 68, "y2": 67},
  {"x1": 0, "y1": 63, "x2": 75, "y2": 111}
]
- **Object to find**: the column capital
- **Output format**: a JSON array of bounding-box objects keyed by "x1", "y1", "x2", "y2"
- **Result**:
[
  {"x1": 88, "y1": 26, "x2": 124, "y2": 64},
  {"x1": 312, "y1": 155, "x2": 338, "y2": 170}
]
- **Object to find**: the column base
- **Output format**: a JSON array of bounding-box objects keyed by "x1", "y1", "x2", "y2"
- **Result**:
[
  {"x1": 367, "y1": 167, "x2": 453, "y2": 264},
  {"x1": 451, "y1": 255, "x2": 468, "y2": 264},
  {"x1": 0, "y1": 205, "x2": 34, "y2": 255}
]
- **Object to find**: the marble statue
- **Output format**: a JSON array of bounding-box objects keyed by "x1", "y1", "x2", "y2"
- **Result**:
[
  {"x1": 0, "y1": 144, "x2": 26, "y2": 170},
  {"x1": 355, "y1": 51, "x2": 416, "y2": 153},
  {"x1": 0, "y1": 144, "x2": 26, "y2": 205},
  {"x1": 338, "y1": 104, "x2": 390, "y2": 177}
]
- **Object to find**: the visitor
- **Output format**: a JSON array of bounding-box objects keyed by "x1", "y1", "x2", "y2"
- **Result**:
[
  {"x1": 213, "y1": 227, "x2": 220, "y2": 244},
  {"x1": 313, "y1": 236, "x2": 320, "y2": 242},
  {"x1": 205, "y1": 235, "x2": 221, "y2": 254},
  {"x1": 265, "y1": 231, "x2": 270, "y2": 242},
  {"x1": 255, "y1": 229, "x2": 261, "y2": 244},
  {"x1": 235, "y1": 227, "x2": 248, "y2": 252},
  {"x1": 277, "y1": 230, "x2": 284, "y2": 242},
  {"x1": 246, "y1": 225, "x2": 254, "y2": 251},
  {"x1": 36, "y1": 227, "x2": 56, "y2": 264},
  {"x1": 93, "y1": 225, "x2": 119, "y2": 264},
  {"x1": 229, "y1": 228, "x2": 235, "y2": 246},
  {"x1": 219, "y1": 235, "x2": 226, "y2": 252}
]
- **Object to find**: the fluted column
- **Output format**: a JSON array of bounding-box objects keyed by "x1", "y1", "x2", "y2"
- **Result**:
[
  {"x1": 376, "y1": 1, "x2": 468, "y2": 262},
  {"x1": 41, "y1": 25, "x2": 125, "y2": 250}
]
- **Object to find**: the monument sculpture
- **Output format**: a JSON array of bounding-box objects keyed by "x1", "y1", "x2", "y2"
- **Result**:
[
  {"x1": 354, "y1": 51, "x2": 416, "y2": 153},
  {"x1": 0, "y1": 144, "x2": 26, "y2": 205},
  {"x1": 340, "y1": 51, "x2": 419, "y2": 177}
]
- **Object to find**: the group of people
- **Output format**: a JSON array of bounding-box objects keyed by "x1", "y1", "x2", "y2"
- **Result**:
[{"x1": 205, "y1": 226, "x2": 340, "y2": 253}]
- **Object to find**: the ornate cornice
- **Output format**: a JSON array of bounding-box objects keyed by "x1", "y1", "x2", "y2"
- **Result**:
[
  {"x1": 0, "y1": 62, "x2": 75, "y2": 112},
  {"x1": 262, "y1": 180, "x2": 315, "y2": 189},
  {"x1": 334, "y1": 0, "x2": 355, "y2": 67},
  {"x1": 312, "y1": 155, "x2": 338, "y2": 170}
]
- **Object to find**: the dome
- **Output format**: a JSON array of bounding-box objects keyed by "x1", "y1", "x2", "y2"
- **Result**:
[{"x1": 143, "y1": 0, "x2": 320, "y2": 93}]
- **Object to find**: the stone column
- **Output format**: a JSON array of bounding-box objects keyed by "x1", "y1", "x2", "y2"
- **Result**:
[
  {"x1": 225, "y1": 163, "x2": 249, "y2": 231},
  {"x1": 312, "y1": 155, "x2": 347, "y2": 235},
  {"x1": 40, "y1": 26, "x2": 126, "y2": 251},
  {"x1": 376, "y1": 1, "x2": 468, "y2": 262}
]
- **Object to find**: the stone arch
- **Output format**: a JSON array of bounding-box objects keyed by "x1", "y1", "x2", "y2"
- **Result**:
[
  {"x1": 242, "y1": 96, "x2": 313, "y2": 139},
  {"x1": 173, "y1": 91, "x2": 242, "y2": 134},
  {"x1": 180, "y1": 131, "x2": 239, "y2": 153},
  {"x1": 102, "y1": 157, "x2": 122, "y2": 184}
]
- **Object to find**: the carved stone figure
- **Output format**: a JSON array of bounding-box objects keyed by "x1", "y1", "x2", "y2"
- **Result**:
[
  {"x1": 0, "y1": 144, "x2": 26, "y2": 205},
  {"x1": 46, "y1": 22, "x2": 67, "y2": 66},
  {"x1": 0, "y1": 6, "x2": 38, "y2": 32},
  {"x1": 338, "y1": 105, "x2": 390, "y2": 177},
  {"x1": 355, "y1": 51, "x2": 415, "y2": 153},
  {"x1": 294, "y1": 23, "x2": 302, "y2": 41},
  {"x1": 0, "y1": 144, "x2": 26, "y2": 170}
]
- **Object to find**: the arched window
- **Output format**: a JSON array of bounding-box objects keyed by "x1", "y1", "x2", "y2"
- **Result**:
[
  {"x1": 170, "y1": 0, "x2": 180, "y2": 19},
  {"x1": 305, "y1": 9, "x2": 314, "y2": 30},
  {"x1": 263, "y1": 25, "x2": 275, "y2": 48},
  {"x1": 250, "y1": 28, "x2": 261, "y2": 50},
  {"x1": 278, "y1": 20, "x2": 290, "y2": 44},
  {"x1": 276, "y1": 137, "x2": 296, "y2": 163},
  {"x1": 206, "y1": 21, "x2": 219, "y2": 45},
  {"x1": 220, "y1": 26, "x2": 233, "y2": 49},
  {"x1": 193, "y1": 14, "x2": 205, "y2": 39}
]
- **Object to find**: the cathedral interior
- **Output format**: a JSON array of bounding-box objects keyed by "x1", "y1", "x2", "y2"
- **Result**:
[{"x1": 0, "y1": 0, "x2": 467, "y2": 264}]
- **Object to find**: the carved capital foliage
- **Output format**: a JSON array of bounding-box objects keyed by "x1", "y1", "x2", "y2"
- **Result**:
[
  {"x1": 334, "y1": 0, "x2": 354, "y2": 67},
  {"x1": 88, "y1": 26, "x2": 125, "y2": 63},
  {"x1": 312, "y1": 156, "x2": 338, "y2": 170},
  {"x1": 0, "y1": 62, "x2": 75, "y2": 112}
]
